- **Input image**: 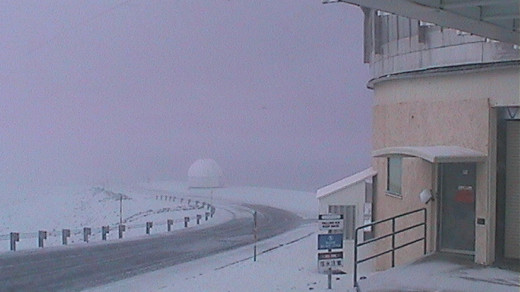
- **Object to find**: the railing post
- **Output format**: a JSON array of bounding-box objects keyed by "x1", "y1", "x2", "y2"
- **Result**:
[
  {"x1": 424, "y1": 208, "x2": 427, "y2": 255},
  {"x1": 146, "y1": 222, "x2": 153, "y2": 235},
  {"x1": 167, "y1": 219, "x2": 173, "y2": 232},
  {"x1": 391, "y1": 218, "x2": 395, "y2": 268},
  {"x1": 184, "y1": 217, "x2": 189, "y2": 228},
  {"x1": 353, "y1": 228, "x2": 358, "y2": 289}
]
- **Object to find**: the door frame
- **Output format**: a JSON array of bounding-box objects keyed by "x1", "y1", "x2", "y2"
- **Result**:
[{"x1": 437, "y1": 163, "x2": 477, "y2": 255}]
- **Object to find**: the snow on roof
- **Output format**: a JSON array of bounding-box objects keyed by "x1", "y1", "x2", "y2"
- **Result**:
[
  {"x1": 316, "y1": 168, "x2": 376, "y2": 199},
  {"x1": 372, "y1": 146, "x2": 487, "y2": 163}
]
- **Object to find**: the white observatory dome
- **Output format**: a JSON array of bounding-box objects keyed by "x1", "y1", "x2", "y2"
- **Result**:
[{"x1": 188, "y1": 159, "x2": 224, "y2": 188}]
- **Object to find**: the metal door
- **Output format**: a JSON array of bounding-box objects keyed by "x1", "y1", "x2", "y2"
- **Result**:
[{"x1": 439, "y1": 163, "x2": 476, "y2": 254}]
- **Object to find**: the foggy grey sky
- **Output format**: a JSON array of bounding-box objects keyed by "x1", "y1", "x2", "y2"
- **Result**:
[{"x1": 0, "y1": 1, "x2": 372, "y2": 191}]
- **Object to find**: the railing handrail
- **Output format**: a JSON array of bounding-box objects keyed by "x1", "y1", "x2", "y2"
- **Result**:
[
  {"x1": 354, "y1": 208, "x2": 427, "y2": 232},
  {"x1": 353, "y1": 208, "x2": 427, "y2": 289}
]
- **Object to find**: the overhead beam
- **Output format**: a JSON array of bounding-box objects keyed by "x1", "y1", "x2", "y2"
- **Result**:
[
  {"x1": 442, "y1": 0, "x2": 519, "y2": 9},
  {"x1": 328, "y1": 0, "x2": 520, "y2": 44}
]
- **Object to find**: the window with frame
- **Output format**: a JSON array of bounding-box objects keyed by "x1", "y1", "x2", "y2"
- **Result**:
[
  {"x1": 387, "y1": 156, "x2": 402, "y2": 196},
  {"x1": 328, "y1": 205, "x2": 356, "y2": 240}
]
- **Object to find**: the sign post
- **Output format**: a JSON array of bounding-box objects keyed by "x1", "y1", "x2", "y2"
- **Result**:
[
  {"x1": 317, "y1": 214, "x2": 344, "y2": 290},
  {"x1": 253, "y1": 211, "x2": 257, "y2": 262}
]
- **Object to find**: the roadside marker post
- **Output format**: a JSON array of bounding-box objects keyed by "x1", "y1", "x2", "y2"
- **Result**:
[
  {"x1": 167, "y1": 219, "x2": 174, "y2": 232},
  {"x1": 83, "y1": 227, "x2": 91, "y2": 242},
  {"x1": 62, "y1": 229, "x2": 71, "y2": 245},
  {"x1": 102, "y1": 226, "x2": 109, "y2": 240},
  {"x1": 146, "y1": 222, "x2": 153, "y2": 235},
  {"x1": 10, "y1": 232, "x2": 19, "y2": 251},
  {"x1": 38, "y1": 230, "x2": 47, "y2": 248},
  {"x1": 119, "y1": 225, "x2": 126, "y2": 239}
]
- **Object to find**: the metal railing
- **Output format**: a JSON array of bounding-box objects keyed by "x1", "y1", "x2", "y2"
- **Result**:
[{"x1": 353, "y1": 208, "x2": 427, "y2": 289}]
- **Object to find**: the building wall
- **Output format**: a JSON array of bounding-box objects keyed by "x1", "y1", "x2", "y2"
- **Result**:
[
  {"x1": 370, "y1": 68, "x2": 517, "y2": 268},
  {"x1": 361, "y1": 7, "x2": 520, "y2": 271},
  {"x1": 373, "y1": 157, "x2": 433, "y2": 270},
  {"x1": 317, "y1": 181, "x2": 373, "y2": 275},
  {"x1": 372, "y1": 67, "x2": 520, "y2": 107}
]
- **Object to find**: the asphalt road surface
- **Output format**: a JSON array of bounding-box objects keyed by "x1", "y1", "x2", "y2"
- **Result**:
[{"x1": 0, "y1": 204, "x2": 303, "y2": 291}]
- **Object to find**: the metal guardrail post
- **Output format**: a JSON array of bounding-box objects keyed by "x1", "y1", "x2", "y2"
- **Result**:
[
  {"x1": 83, "y1": 227, "x2": 91, "y2": 242},
  {"x1": 167, "y1": 219, "x2": 174, "y2": 232},
  {"x1": 102, "y1": 226, "x2": 109, "y2": 240},
  {"x1": 119, "y1": 225, "x2": 126, "y2": 239},
  {"x1": 146, "y1": 222, "x2": 153, "y2": 234},
  {"x1": 62, "y1": 229, "x2": 71, "y2": 245},
  {"x1": 196, "y1": 215, "x2": 201, "y2": 225},
  {"x1": 184, "y1": 217, "x2": 189, "y2": 228},
  {"x1": 10, "y1": 232, "x2": 19, "y2": 251},
  {"x1": 205, "y1": 212, "x2": 210, "y2": 221},
  {"x1": 38, "y1": 230, "x2": 47, "y2": 248}
]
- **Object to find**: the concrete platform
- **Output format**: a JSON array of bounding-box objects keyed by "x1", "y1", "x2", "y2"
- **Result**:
[{"x1": 356, "y1": 253, "x2": 519, "y2": 292}]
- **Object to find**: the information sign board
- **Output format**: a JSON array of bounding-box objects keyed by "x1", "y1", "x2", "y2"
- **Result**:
[
  {"x1": 319, "y1": 214, "x2": 344, "y2": 231},
  {"x1": 318, "y1": 251, "x2": 344, "y2": 268},
  {"x1": 317, "y1": 233, "x2": 343, "y2": 250}
]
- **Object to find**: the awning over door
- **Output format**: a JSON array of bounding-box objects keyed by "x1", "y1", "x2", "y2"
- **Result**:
[{"x1": 372, "y1": 146, "x2": 487, "y2": 163}]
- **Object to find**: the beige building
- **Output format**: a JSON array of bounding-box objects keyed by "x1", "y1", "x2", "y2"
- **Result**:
[{"x1": 320, "y1": 0, "x2": 520, "y2": 276}]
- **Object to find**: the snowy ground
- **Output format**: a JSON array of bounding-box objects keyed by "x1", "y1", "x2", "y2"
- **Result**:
[
  {"x1": 0, "y1": 182, "x2": 222, "y2": 252},
  {"x1": 3, "y1": 181, "x2": 516, "y2": 292},
  {"x1": 1, "y1": 181, "x2": 351, "y2": 291},
  {"x1": 85, "y1": 181, "x2": 351, "y2": 292}
]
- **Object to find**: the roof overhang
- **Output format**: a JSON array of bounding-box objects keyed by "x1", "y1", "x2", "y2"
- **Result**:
[
  {"x1": 372, "y1": 146, "x2": 487, "y2": 163},
  {"x1": 326, "y1": 0, "x2": 520, "y2": 45},
  {"x1": 317, "y1": 167, "x2": 377, "y2": 199}
]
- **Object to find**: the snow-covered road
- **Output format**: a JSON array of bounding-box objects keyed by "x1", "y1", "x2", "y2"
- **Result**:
[{"x1": 0, "y1": 202, "x2": 304, "y2": 291}]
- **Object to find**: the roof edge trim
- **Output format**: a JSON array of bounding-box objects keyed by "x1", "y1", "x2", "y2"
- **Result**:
[
  {"x1": 372, "y1": 146, "x2": 487, "y2": 163},
  {"x1": 316, "y1": 167, "x2": 377, "y2": 199}
]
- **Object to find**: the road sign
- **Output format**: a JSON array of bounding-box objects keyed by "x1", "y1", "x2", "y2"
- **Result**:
[
  {"x1": 318, "y1": 251, "x2": 344, "y2": 268},
  {"x1": 319, "y1": 214, "x2": 343, "y2": 220},
  {"x1": 319, "y1": 214, "x2": 344, "y2": 231},
  {"x1": 319, "y1": 219, "x2": 344, "y2": 231},
  {"x1": 318, "y1": 233, "x2": 343, "y2": 250}
]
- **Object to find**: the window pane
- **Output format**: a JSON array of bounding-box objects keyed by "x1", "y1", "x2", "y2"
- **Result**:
[{"x1": 388, "y1": 157, "x2": 402, "y2": 194}]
